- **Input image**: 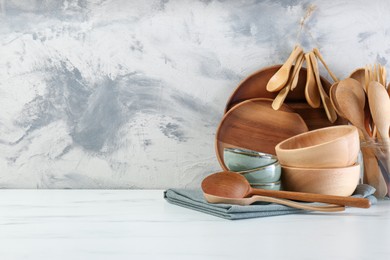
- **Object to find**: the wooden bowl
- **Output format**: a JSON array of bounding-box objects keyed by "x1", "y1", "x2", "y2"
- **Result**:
[
  {"x1": 281, "y1": 164, "x2": 361, "y2": 196},
  {"x1": 275, "y1": 125, "x2": 360, "y2": 168}
]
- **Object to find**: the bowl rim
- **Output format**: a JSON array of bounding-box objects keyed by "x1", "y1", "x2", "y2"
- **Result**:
[
  {"x1": 237, "y1": 161, "x2": 281, "y2": 174},
  {"x1": 275, "y1": 125, "x2": 358, "y2": 152},
  {"x1": 224, "y1": 147, "x2": 278, "y2": 161},
  {"x1": 249, "y1": 180, "x2": 281, "y2": 186},
  {"x1": 281, "y1": 162, "x2": 360, "y2": 171}
]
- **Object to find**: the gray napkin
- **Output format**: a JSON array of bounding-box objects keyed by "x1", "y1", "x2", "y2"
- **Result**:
[{"x1": 164, "y1": 184, "x2": 377, "y2": 220}]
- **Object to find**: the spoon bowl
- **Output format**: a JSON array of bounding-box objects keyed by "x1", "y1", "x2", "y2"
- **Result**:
[
  {"x1": 335, "y1": 78, "x2": 370, "y2": 139},
  {"x1": 349, "y1": 68, "x2": 366, "y2": 88},
  {"x1": 304, "y1": 52, "x2": 321, "y2": 108},
  {"x1": 266, "y1": 46, "x2": 303, "y2": 92},
  {"x1": 272, "y1": 52, "x2": 305, "y2": 110}
]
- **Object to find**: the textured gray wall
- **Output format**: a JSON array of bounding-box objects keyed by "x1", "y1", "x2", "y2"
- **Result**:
[{"x1": 0, "y1": 0, "x2": 389, "y2": 188}]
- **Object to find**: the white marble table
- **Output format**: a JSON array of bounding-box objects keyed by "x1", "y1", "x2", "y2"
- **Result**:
[{"x1": 0, "y1": 190, "x2": 389, "y2": 260}]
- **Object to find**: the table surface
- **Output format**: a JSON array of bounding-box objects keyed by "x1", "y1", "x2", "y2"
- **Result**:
[{"x1": 0, "y1": 190, "x2": 389, "y2": 260}]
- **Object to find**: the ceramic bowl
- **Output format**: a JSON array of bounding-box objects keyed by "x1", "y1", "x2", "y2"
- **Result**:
[
  {"x1": 281, "y1": 163, "x2": 361, "y2": 196},
  {"x1": 224, "y1": 147, "x2": 278, "y2": 171},
  {"x1": 250, "y1": 181, "x2": 281, "y2": 191},
  {"x1": 275, "y1": 125, "x2": 360, "y2": 168},
  {"x1": 238, "y1": 161, "x2": 281, "y2": 183}
]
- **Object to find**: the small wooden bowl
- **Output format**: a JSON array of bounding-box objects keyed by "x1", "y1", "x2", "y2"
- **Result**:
[
  {"x1": 275, "y1": 125, "x2": 360, "y2": 168},
  {"x1": 281, "y1": 164, "x2": 361, "y2": 196}
]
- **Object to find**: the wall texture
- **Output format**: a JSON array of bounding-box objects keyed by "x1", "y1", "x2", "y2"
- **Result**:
[{"x1": 0, "y1": 0, "x2": 389, "y2": 188}]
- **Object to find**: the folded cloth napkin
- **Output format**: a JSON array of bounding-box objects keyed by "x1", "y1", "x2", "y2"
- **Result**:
[{"x1": 164, "y1": 184, "x2": 377, "y2": 220}]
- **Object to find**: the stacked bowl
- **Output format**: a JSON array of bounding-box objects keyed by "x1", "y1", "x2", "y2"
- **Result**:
[
  {"x1": 275, "y1": 125, "x2": 361, "y2": 196},
  {"x1": 223, "y1": 148, "x2": 282, "y2": 190}
]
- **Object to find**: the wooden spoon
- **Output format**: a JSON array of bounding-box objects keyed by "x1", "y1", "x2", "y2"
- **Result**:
[
  {"x1": 290, "y1": 52, "x2": 305, "y2": 91},
  {"x1": 313, "y1": 48, "x2": 339, "y2": 82},
  {"x1": 388, "y1": 82, "x2": 390, "y2": 97},
  {"x1": 304, "y1": 52, "x2": 321, "y2": 108},
  {"x1": 266, "y1": 46, "x2": 303, "y2": 92},
  {"x1": 345, "y1": 72, "x2": 374, "y2": 136},
  {"x1": 381, "y1": 66, "x2": 387, "y2": 86},
  {"x1": 272, "y1": 52, "x2": 304, "y2": 110},
  {"x1": 329, "y1": 82, "x2": 345, "y2": 117},
  {"x1": 309, "y1": 52, "x2": 337, "y2": 123},
  {"x1": 349, "y1": 68, "x2": 365, "y2": 88},
  {"x1": 331, "y1": 80, "x2": 372, "y2": 136},
  {"x1": 367, "y1": 81, "x2": 390, "y2": 142},
  {"x1": 335, "y1": 79, "x2": 388, "y2": 197},
  {"x1": 335, "y1": 78, "x2": 371, "y2": 140},
  {"x1": 201, "y1": 171, "x2": 371, "y2": 208},
  {"x1": 204, "y1": 193, "x2": 345, "y2": 212},
  {"x1": 367, "y1": 81, "x2": 390, "y2": 188},
  {"x1": 360, "y1": 146, "x2": 388, "y2": 198}
]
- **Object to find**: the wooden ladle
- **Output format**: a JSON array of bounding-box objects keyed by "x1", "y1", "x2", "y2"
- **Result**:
[
  {"x1": 204, "y1": 193, "x2": 345, "y2": 212},
  {"x1": 201, "y1": 171, "x2": 370, "y2": 208}
]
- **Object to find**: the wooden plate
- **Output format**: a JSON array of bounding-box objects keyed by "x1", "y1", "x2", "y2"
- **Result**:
[
  {"x1": 287, "y1": 103, "x2": 348, "y2": 130},
  {"x1": 216, "y1": 98, "x2": 308, "y2": 170},
  {"x1": 224, "y1": 64, "x2": 346, "y2": 129}
]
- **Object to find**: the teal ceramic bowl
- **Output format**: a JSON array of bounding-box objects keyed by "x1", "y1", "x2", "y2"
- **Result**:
[
  {"x1": 238, "y1": 161, "x2": 281, "y2": 183},
  {"x1": 224, "y1": 148, "x2": 278, "y2": 172},
  {"x1": 250, "y1": 181, "x2": 281, "y2": 191}
]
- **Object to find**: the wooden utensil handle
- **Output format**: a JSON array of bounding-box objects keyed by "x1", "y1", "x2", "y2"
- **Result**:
[
  {"x1": 285, "y1": 46, "x2": 303, "y2": 66},
  {"x1": 249, "y1": 188, "x2": 371, "y2": 208},
  {"x1": 313, "y1": 48, "x2": 339, "y2": 82},
  {"x1": 250, "y1": 195, "x2": 345, "y2": 212}
]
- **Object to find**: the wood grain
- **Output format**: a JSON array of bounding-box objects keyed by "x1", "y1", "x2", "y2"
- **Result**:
[
  {"x1": 281, "y1": 164, "x2": 361, "y2": 196},
  {"x1": 204, "y1": 193, "x2": 345, "y2": 212},
  {"x1": 215, "y1": 98, "x2": 308, "y2": 170},
  {"x1": 225, "y1": 64, "x2": 332, "y2": 113},
  {"x1": 201, "y1": 171, "x2": 371, "y2": 209}
]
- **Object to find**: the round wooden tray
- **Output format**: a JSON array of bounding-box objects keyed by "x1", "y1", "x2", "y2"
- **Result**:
[{"x1": 215, "y1": 98, "x2": 308, "y2": 170}]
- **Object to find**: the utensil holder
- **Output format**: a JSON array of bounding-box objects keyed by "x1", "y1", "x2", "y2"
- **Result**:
[{"x1": 360, "y1": 139, "x2": 390, "y2": 198}]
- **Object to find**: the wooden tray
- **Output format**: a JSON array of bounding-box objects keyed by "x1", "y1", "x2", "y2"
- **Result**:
[{"x1": 215, "y1": 98, "x2": 308, "y2": 170}]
